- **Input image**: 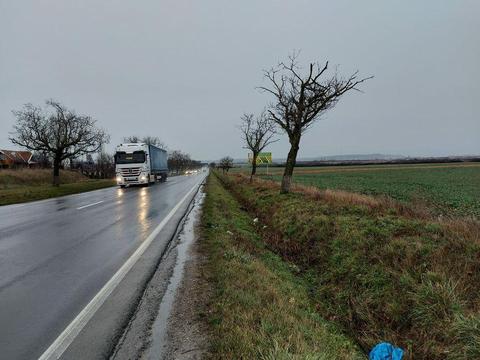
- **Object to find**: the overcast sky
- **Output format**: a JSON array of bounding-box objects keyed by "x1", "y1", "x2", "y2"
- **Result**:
[{"x1": 1, "y1": 0, "x2": 478, "y2": 160}]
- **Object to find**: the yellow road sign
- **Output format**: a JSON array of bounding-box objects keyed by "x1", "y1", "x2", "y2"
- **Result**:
[{"x1": 248, "y1": 152, "x2": 272, "y2": 164}]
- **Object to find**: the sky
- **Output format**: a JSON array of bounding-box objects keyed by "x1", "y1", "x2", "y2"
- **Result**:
[{"x1": 1, "y1": 0, "x2": 479, "y2": 161}]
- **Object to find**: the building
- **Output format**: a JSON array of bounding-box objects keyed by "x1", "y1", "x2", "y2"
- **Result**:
[{"x1": 0, "y1": 149, "x2": 34, "y2": 168}]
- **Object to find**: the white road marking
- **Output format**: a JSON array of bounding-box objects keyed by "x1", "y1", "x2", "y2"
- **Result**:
[
  {"x1": 76, "y1": 201, "x2": 104, "y2": 210},
  {"x1": 38, "y1": 180, "x2": 201, "y2": 360}
]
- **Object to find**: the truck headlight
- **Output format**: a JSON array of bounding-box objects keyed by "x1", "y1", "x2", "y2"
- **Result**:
[
  {"x1": 139, "y1": 174, "x2": 147, "y2": 182},
  {"x1": 116, "y1": 175, "x2": 123, "y2": 183}
]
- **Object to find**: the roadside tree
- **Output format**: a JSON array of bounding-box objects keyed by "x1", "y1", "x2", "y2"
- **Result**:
[
  {"x1": 219, "y1": 156, "x2": 233, "y2": 173},
  {"x1": 123, "y1": 135, "x2": 140, "y2": 143},
  {"x1": 123, "y1": 135, "x2": 167, "y2": 149},
  {"x1": 142, "y1": 136, "x2": 167, "y2": 149},
  {"x1": 31, "y1": 150, "x2": 51, "y2": 168},
  {"x1": 10, "y1": 100, "x2": 109, "y2": 186},
  {"x1": 168, "y1": 150, "x2": 191, "y2": 174},
  {"x1": 239, "y1": 111, "x2": 277, "y2": 181},
  {"x1": 260, "y1": 53, "x2": 372, "y2": 193},
  {"x1": 96, "y1": 150, "x2": 115, "y2": 179}
]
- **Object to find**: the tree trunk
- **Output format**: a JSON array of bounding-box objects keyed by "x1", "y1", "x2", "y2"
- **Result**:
[
  {"x1": 53, "y1": 156, "x2": 61, "y2": 186},
  {"x1": 250, "y1": 153, "x2": 258, "y2": 182},
  {"x1": 280, "y1": 135, "x2": 300, "y2": 193}
]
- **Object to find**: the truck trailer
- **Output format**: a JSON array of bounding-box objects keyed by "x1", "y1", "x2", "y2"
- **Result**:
[{"x1": 114, "y1": 143, "x2": 168, "y2": 187}]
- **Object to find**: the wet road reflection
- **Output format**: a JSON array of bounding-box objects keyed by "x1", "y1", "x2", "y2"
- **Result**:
[
  {"x1": 137, "y1": 187, "x2": 150, "y2": 238},
  {"x1": 0, "y1": 174, "x2": 206, "y2": 360}
]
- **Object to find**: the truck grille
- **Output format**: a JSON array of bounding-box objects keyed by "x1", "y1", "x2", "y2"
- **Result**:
[{"x1": 119, "y1": 167, "x2": 142, "y2": 176}]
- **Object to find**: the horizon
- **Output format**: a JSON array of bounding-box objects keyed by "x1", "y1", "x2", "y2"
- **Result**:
[{"x1": 228, "y1": 153, "x2": 480, "y2": 164}]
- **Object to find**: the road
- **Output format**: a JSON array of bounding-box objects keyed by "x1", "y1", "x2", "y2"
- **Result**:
[{"x1": 0, "y1": 173, "x2": 206, "y2": 360}]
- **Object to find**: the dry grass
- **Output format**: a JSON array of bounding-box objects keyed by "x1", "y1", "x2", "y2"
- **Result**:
[
  {"x1": 239, "y1": 163, "x2": 480, "y2": 217},
  {"x1": 0, "y1": 168, "x2": 114, "y2": 205},
  {"x1": 201, "y1": 174, "x2": 363, "y2": 359},
  {"x1": 0, "y1": 168, "x2": 87, "y2": 188},
  {"x1": 239, "y1": 173, "x2": 432, "y2": 220},
  {"x1": 219, "y1": 172, "x2": 480, "y2": 359}
]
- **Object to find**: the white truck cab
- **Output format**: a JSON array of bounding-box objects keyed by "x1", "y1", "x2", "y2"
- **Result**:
[{"x1": 115, "y1": 143, "x2": 168, "y2": 187}]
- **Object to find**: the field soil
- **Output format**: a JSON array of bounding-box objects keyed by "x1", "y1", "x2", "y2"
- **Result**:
[{"x1": 0, "y1": 168, "x2": 86, "y2": 186}]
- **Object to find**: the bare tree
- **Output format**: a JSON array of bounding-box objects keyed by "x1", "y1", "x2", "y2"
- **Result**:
[
  {"x1": 96, "y1": 149, "x2": 115, "y2": 179},
  {"x1": 239, "y1": 111, "x2": 277, "y2": 181},
  {"x1": 168, "y1": 150, "x2": 191, "y2": 174},
  {"x1": 260, "y1": 53, "x2": 372, "y2": 193},
  {"x1": 167, "y1": 150, "x2": 201, "y2": 175},
  {"x1": 123, "y1": 135, "x2": 167, "y2": 149},
  {"x1": 31, "y1": 150, "x2": 51, "y2": 168},
  {"x1": 123, "y1": 135, "x2": 141, "y2": 143},
  {"x1": 142, "y1": 136, "x2": 167, "y2": 149},
  {"x1": 219, "y1": 156, "x2": 234, "y2": 173},
  {"x1": 86, "y1": 154, "x2": 94, "y2": 165},
  {"x1": 10, "y1": 100, "x2": 109, "y2": 186}
]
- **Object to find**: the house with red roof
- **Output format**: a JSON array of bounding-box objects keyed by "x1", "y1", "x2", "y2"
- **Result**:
[{"x1": 0, "y1": 149, "x2": 34, "y2": 168}]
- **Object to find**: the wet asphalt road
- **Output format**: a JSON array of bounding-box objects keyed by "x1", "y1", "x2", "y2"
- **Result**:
[{"x1": 0, "y1": 174, "x2": 205, "y2": 360}]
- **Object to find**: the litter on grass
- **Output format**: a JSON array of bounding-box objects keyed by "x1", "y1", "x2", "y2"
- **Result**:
[{"x1": 369, "y1": 342, "x2": 404, "y2": 360}]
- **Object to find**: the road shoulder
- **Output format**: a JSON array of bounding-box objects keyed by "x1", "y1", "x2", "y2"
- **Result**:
[
  {"x1": 111, "y1": 182, "x2": 210, "y2": 360},
  {"x1": 162, "y1": 221, "x2": 211, "y2": 359}
]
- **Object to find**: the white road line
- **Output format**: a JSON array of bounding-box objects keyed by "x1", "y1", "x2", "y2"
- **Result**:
[
  {"x1": 76, "y1": 201, "x2": 104, "y2": 210},
  {"x1": 38, "y1": 180, "x2": 201, "y2": 360}
]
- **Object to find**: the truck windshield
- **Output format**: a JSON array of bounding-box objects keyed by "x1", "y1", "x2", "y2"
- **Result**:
[{"x1": 115, "y1": 151, "x2": 146, "y2": 164}]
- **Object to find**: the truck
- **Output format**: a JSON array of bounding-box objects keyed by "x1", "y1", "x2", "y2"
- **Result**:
[{"x1": 114, "y1": 143, "x2": 168, "y2": 187}]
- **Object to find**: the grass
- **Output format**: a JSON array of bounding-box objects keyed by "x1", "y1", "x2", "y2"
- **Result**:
[
  {"x1": 200, "y1": 174, "x2": 364, "y2": 359},
  {"x1": 217, "y1": 172, "x2": 480, "y2": 359},
  {"x1": 0, "y1": 168, "x2": 115, "y2": 205},
  {"x1": 236, "y1": 162, "x2": 480, "y2": 217}
]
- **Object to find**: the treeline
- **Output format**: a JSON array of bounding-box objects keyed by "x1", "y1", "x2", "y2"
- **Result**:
[
  {"x1": 71, "y1": 146, "x2": 203, "y2": 179},
  {"x1": 7, "y1": 100, "x2": 203, "y2": 186},
  {"x1": 29, "y1": 150, "x2": 115, "y2": 180},
  {"x1": 168, "y1": 150, "x2": 202, "y2": 174},
  {"x1": 70, "y1": 142, "x2": 203, "y2": 179},
  {"x1": 72, "y1": 151, "x2": 115, "y2": 179}
]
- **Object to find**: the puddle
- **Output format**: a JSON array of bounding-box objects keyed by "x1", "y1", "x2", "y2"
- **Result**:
[{"x1": 145, "y1": 186, "x2": 205, "y2": 360}]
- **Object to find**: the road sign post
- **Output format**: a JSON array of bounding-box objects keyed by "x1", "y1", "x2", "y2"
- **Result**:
[{"x1": 248, "y1": 152, "x2": 272, "y2": 175}]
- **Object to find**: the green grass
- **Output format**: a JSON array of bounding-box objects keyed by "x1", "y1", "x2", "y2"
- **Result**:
[
  {"x1": 218, "y1": 173, "x2": 480, "y2": 359},
  {"x1": 247, "y1": 163, "x2": 480, "y2": 217},
  {"x1": 0, "y1": 168, "x2": 114, "y2": 205},
  {"x1": 201, "y1": 174, "x2": 364, "y2": 359}
]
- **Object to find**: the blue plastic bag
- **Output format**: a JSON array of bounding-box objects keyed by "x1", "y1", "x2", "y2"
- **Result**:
[{"x1": 369, "y1": 342, "x2": 404, "y2": 360}]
